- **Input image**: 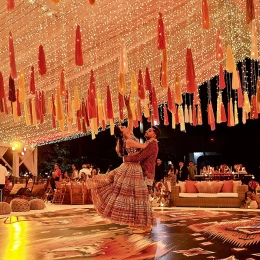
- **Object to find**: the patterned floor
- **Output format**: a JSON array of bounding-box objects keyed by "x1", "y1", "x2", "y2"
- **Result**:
[{"x1": 0, "y1": 206, "x2": 260, "y2": 260}]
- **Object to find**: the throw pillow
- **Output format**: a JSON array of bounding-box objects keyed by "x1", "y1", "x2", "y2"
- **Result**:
[
  {"x1": 177, "y1": 181, "x2": 186, "y2": 193},
  {"x1": 10, "y1": 184, "x2": 26, "y2": 195},
  {"x1": 221, "y1": 180, "x2": 233, "y2": 193},
  {"x1": 186, "y1": 181, "x2": 198, "y2": 193},
  {"x1": 233, "y1": 180, "x2": 242, "y2": 193}
]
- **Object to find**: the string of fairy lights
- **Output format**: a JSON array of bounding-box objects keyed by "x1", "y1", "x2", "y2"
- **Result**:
[{"x1": 0, "y1": 0, "x2": 259, "y2": 146}]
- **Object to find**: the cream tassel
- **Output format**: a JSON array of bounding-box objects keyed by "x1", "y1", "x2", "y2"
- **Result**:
[
  {"x1": 178, "y1": 105, "x2": 185, "y2": 132},
  {"x1": 143, "y1": 100, "x2": 150, "y2": 118},
  {"x1": 131, "y1": 71, "x2": 138, "y2": 96},
  {"x1": 24, "y1": 101, "x2": 31, "y2": 126},
  {"x1": 232, "y1": 70, "x2": 239, "y2": 90},
  {"x1": 110, "y1": 119, "x2": 114, "y2": 135},
  {"x1": 216, "y1": 92, "x2": 222, "y2": 123},
  {"x1": 242, "y1": 108, "x2": 246, "y2": 124},
  {"x1": 197, "y1": 102, "x2": 202, "y2": 125},
  {"x1": 184, "y1": 104, "x2": 189, "y2": 123},
  {"x1": 172, "y1": 111, "x2": 176, "y2": 129},
  {"x1": 19, "y1": 71, "x2": 25, "y2": 102},
  {"x1": 189, "y1": 105, "x2": 193, "y2": 124},
  {"x1": 234, "y1": 100, "x2": 239, "y2": 125}
]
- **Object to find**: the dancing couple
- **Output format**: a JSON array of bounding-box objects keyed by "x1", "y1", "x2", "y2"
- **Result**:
[{"x1": 86, "y1": 96, "x2": 160, "y2": 234}]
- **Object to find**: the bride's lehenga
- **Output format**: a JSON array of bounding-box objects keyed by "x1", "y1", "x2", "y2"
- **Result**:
[{"x1": 86, "y1": 135, "x2": 156, "y2": 228}]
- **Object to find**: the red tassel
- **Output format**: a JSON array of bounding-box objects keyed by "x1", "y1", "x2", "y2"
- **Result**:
[
  {"x1": 246, "y1": 0, "x2": 255, "y2": 24},
  {"x1": 186, "y1": 48, "x2": 196, "y2": 93},
  {"x1": 77, "y1": 117, "x2": 82, "y2": 132},
  {"x1": 65, "y1": 90, "x2": 69, "y2": 114},
  {"x1": 8, "y1": 75, "x2": 16, "y2": 102},
  {"x1": 42, "y1": 91, "x2": 46, "y2": 115},
  {"x1": 52, "y1": 94, "x2": 56, "y2": 117},
  {"x1": 227, "y1": 102, "x2": 231, "y2": 127},
  {"x1": 39, "y1": 91, "x2": 44, "y2": 124},
  {"x1": 81, "y1": 99, "x2": 86, "y2": 118},
  {"x1": 75, "y1": 25, "x2": 84, "y2": 66},
  {"x1": 106, "y1": 86, "x2": 113, "y2": 119},
  {"x1": 221, "y1": 103, "x2": 227, "y2": 122},
  {"x1": 16, "y1": 89, "x2": 21, "y2": 116},
  {"x1": 0, "y1": 72, "x2": 5, "y2": 99},
  {"x1": 202, "y1": 0, "x2": 210, "y2": 29},
  {"x1": 60, "y1": 69, "x2": 65, "y2": 95},
  {"x1": 252, "y1": 95, "x2": 258, "y2": 119},
  {"x1": 84, "y1": 99, "x2": 90, "y2": 127},
  {"x1": 151, "y1": 87, "x2": 159, "y2": 123},
  {"x1": 175, "y1": 106, "x2": 179, "y2": 124},
  {"x1": 163, "y1": 104, "x2": 169, "y2": 125},
  {"x1": 145, "y1": 67, "x2": 152, "y2": 91},
  {"x1": 88, "y1": 71, "x2": 97, "y2": 119},
  {"x1": 208, "y1": 102, "x2": 215, "y2": 130},
  {"x1": 216, "y1": 29, "x2": 224, "y2": 61},
  {"x1": 38, "y1": 45, "x2": 47, "y2": 76},
  {"x1": 237, "y1": 86, "x2": 243, "y2": 108},
  {"x1": 7, "y1": 0, "x2": 15, "y2": 11},
  {"x1": 137, "y1": 99, "x2": 142, "y2": 122},
  {"x1": 77, "y1": 106, "x2": 82, "y2": 119},
  {"x1": 30, "y1": 66, "x2": 35, "y2": 94},
  {"x1": 0, "y1": 99, "x2": 3, "y2": 113},
  {"x1": 157, "y1": 12, "x2": 166, "y2": 50},
  {"x1": 167, "y1": 87, "x2": 173, "y2": 112},
  {"x1": 35, "y1": 91, "x2": 40, "y2": 121},
  {"x1": 89, "y1": 70, "x2": 96, "y2": 100},
  {"x1": 219, "y1": 64, "x2": 226, "y2": 90},
  {"x1": 193, "y1": 105, "x2": 197, "y2": 126},
  {"x1": 138, "y1": 70, "x2": 145, "y2": 100},
  {"x1": 29, "y1": 99, "x2": 33, "y2": 125},
  {"x1": 9, "y1": 31, "x2": 17, "y2": 79},
  {"x1": 118, "y1": 93, "x2": 124, "y2": 122}
]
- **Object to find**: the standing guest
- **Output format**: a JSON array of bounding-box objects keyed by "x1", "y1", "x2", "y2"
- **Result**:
[
  {"x1": 188, "y1": 161, "x2": 197, "y2": 180},
  {"x1": 84, "y1": 164, "x2": 92, "y2": 178},
  {"x1": 80, "y1": 172, "x2": 87, "y2": 182},
  {"x1": 0, "y1": 163, "x2": 8, "y2": 201},
  {"x1": 71, "y1": 164, "x2": 79, "y2": 180},
  {"x1": 167, "y1": 164, "x2": 177, "y2": 186},
  {"x1": 62, "y1": 171, "x2": 71, "y2": 182},
  {"x1": 155, "y1": 158, "x2": 165, "y2": 183},
  {"x1": 53, "y1": 163, "x2": 62, "y2": 180},
  {"x1": 79, "y1": 164, "x2": 87, "y2": 179},
  {"x1": 177, "y1": 161, "x2": 188, "y2": 182}
]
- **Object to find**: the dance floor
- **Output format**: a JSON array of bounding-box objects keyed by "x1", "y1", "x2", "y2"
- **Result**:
[{"x1": 0, "y1": 205, "x2": 260, "y2": 260}]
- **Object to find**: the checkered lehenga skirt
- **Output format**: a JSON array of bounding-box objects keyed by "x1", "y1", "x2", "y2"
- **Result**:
[{"x1": 86, "y1": 162, "x2": 156, "y2": 228}]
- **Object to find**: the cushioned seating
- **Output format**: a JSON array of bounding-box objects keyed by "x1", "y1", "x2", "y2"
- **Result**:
[
  {"x1": 30, "y1": 199, "x2": 45, "y2": 210},
  {"x1": 0, "y1": 202, "x2": 11, "y2": 215},
  {"x1": 10, "y1": 198, "x2": 30, "y2": 212}
]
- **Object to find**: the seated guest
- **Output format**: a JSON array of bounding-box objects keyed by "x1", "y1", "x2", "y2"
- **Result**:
[
  {"x1": 71, "y1": 164, "x2": 79, "y2": 181},
  {"x1": 62, "y1": 171, "x2": 70, "y2": 182},
  {"x1": 80, "y1": 172, "x2": 87, "y2": 182}
]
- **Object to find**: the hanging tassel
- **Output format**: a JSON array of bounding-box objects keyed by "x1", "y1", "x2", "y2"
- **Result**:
[
  {"x1": 229, "y1": 98, "x2": 235, "y2": 126},
  {"x1": 30, "y1": 66, "x2": 35, "y2": 94},
  {"x1": 145, "y1": 67, "x2": 152, "y2": 91},
  {"x1": 232, "y1": 70, "x2": 239, "y2": 90},
  {"x1": 0, "y1": 72, "x2": 5, "y2": 99},
  {"x1": 242, "y1": 108, "x2": 247, "y2": 124},
  {"x1": 219, "y1": 64, "x2": 226, "y2": 90},
  {"x1": 246, "y1": 0, "x2": 255, "y2": 24},
  {"x1": 197, "y1": 103, "x2": 203, "y2": 125},
  {"x1": 119, "y1": 41, "x2": 128, "y2": 74},
  {"x1": 138, "y1": 70, "x2": 145, "y2": 100},
  {"x1": 151, "y1": 87, "x2": 159, "y2": 124},
  {"x1": 234, "y1": 101, "x2": 239, "y2": 125},
  {"x1": 137, "y1": 99, "x2": 142, "y2": 122},
  {"x1": 158, "y1": 12, "x2": 166, "y2": 50},
  {"x1": 118, "y1": 93, "x2": 124, "y2": 122},
  {"x1": 3, "y1": 96, "x2": 8, "y2": 115},
  {"x1": 243, "y1": 92, "x2": 251, "y2": 112},
  {"x1": 9, "y1": 31, "x2": 17, "y2": 79},
  {"x1": 42, "y1": 91, "x2": 46, "y2": 115},
  {"x1": 16, "y1": 89, "x2": 21, "y2": 117},
  {"x1": 189, "y1": 105, "x2": 193, "y2": 125},
  {"x1": 202, "y1": 0, "x2": 210, "y2": 29},
  {"x1": 252, "y1": 95, "x2": 258, "y2": 119},
  {"x1": 8, "y1": 75, "x2": 16, "y2": 102},
  {"x1": 74, "y1": 86, "x2": 80, "y2": 111},
  {"x1": 56, "y1": 88, "x2": 64, "y2": 121},
  {"x1": 12, "y1": 101, "x2": 19, "y2": 122},
  {"x1": 143, "y1": 101, "x2": 149, "y2": 118},
  {"x1": 175, "y1": 73, "x2": 182, "y2": 104},
  {"x1": 106, "y1": 86, "x2": 113, "y2": 119},
  {"x1": 161, "y1": 49, "x2": 168, "y2": 88},
  {"x1": 18, "y1": 71, "x2": 25, "y2": 102},
  {"x1": 32, "y1": 98, "x2": 38, "y2": 128},
  {"x1": 118, "y1": 73, "x2": 126, "y2": 95},
  {"x1": 208, "y1": 102, "x2": 216, "y2": 131},
  {"x1": 7, "y1": 0, "x2": 15, "y2": 11},
  {"x1": 167, "y1": 87, "x2": 173, "y2": 112},
  {"x1": 178, "y1": 105, "x2": 185, "y2": 132},
  {"x1": 84, "y1": 99, "x2": 90, "y2": 127},
  {"x1": 193, "y1": 105, "x2": 197, "y2": 126},
  {"x1": 221, "y1": 103, "x2": 227, "y2": 123},
  {"x1": 51, "y1": 0, "x2": 60, "y2": 3},
  {"x1": 171, "y1": 111, "x2": 176, "y2": 129},
  {"x1": 227, "y1": 101, "x2": 231, "y2": 126},
  {"x1": 175, "y1": 105, "x2": 180, "y2": 125},
  {"x1": 251, "y1": 20, "x2": 258, "y2": 59},
  {"x1": 75, "y1": 25, "x2": 84, "y2": 66},
  {"x1": 226, "y1": 45, "x2": 236, "y2": 73},
  {"x1": 163, "y1": 104, "x2": 169, "y2": 125},
  {"x1": 184, "y1": 104, "x2": 189, "y2": 123},
  {"x1": 60, "y1": 69, "x2": 66, "y2": 95},
  {"x1": 237, "y1": 85, "x2": 244, "y2": 108},
  {"x1": 186, "y1": 48, "x2": 197, "y2": 93},
  {"x1": 0, "y1": 99, "x2": 3, "y2": 113},
  {"x1": 216, "y1": 92, "x2": 221, "y2": 123},
  {"x1": 216, "y1": 29, "x2": 224, "y2": 61},
  {"x1": 193, "y1": 87, "x2": 199, "y2": 105},
  {"x1": 131, "y1": 71, "x2": 138, "y2": 96},
  {"x1": 38, "y1": 45, "x2": 47, "y2": 76},
  {"x1": 35, "y1": 92, "x2": 40, "y2": 121}
]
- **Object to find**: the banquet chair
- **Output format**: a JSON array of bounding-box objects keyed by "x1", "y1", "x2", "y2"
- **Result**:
[
  {"x1": 52, "y1": 182, "x2": 67, "y2": 204},
  {"x1": 70, "y1": 182, "x2": 84, "y2": 205}
]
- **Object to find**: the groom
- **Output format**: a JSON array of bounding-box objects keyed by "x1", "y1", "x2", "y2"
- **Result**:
[{"x1": 123, "y1": 125, "x2": 160, "y2": 233}]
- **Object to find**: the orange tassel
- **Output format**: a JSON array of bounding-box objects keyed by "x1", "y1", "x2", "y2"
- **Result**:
[
  {"x1": 161, "y1": 49, "x2": 168, "y2": 88},
  {"x1": 75, "y1": 25, "x2": 84, "y2": 66},
  {"x1": 7, "y1": 0, "x2": 15, "y2": 11},
  {"x1": 252, "y1": 95, "x2": 258, "y2": 119},
  {"x1": 84, "y1": 99, "x2": 90, "y2": 127},
  {"x1": 163, "y1": 104, "x2": 169, "y2": 125},
  {"x1": 175, "y1": 73, "x2": 182, "y2": 104},
  {"x1": 38, "y1": 45, "x2": 47, "y2": 76},
  {"x1": 106, "y1": 86, "x2": 113, "y2": 119},
  {"x1": 202, "y1": 0, "x2": 210, "y2": 29},
  {"x1": 167, "y1": 87, "x2": 173, "y2": 112},
  {"x1": 16, "y1": 89, "x2": 21, "y2": 117},
  {"x1": 118, "y1": 93, "x2": 124, "y2": 122},
  {"x1": 152, "y1": 87, "x2": 159, "y2": 123},
  {"x1": 237, "y1": 86, "x2": 243, "y2": 108},
  {"x1": 60, "y1": 69, "x2": 65, "y2": 96},
  {"x1": 216, "y1": 29, "x2": 224, "y2": 61},
  {"x1": 138, "y1": 70, "x2": 145, "y2": 100},
  {"x1": 119, "y1": 41, "x2": 128, "y2": 74},
  {"x1": 186, "y1": 48, "x2": 196, "y2": 93},
  {"x1": 9, "y1": 31, "x2": 17, "y2": 79},
  {"x1": 246, "y1": 0, "x2": 255, "y2": 24},
  {"x1": 158, "y1": 12, "x2": 166, "y2": 50},
  {"x1": 89, "y1": 0, "x2": 95, "y2": 5}
]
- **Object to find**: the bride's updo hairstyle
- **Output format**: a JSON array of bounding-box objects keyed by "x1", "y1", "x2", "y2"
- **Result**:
[{"x1": 114, "y1": 126, "x2": 125, "y2": 157}]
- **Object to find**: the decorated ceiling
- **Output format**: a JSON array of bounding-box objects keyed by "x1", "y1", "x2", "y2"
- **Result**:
[{"x1": 0, "y1": 0, "x2": 259, "y2": 147}]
